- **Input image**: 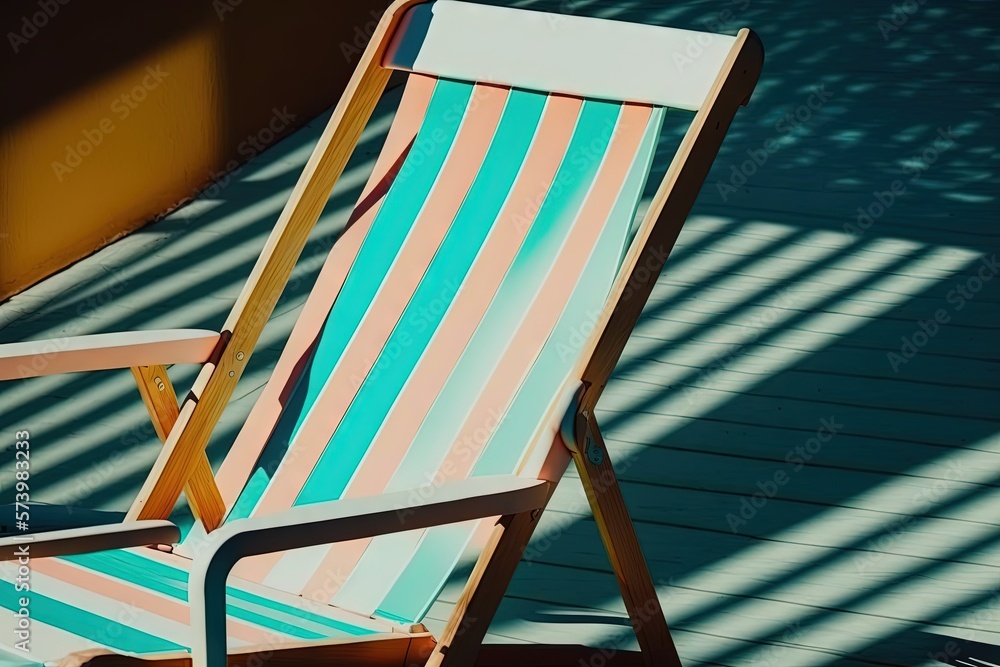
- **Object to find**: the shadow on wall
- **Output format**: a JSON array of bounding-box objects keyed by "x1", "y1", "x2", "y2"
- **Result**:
[
  {"x1": 0, "y1": 0, "x2": 998, "y2": 664},
  {"x1": 0, "y1": 0, "x2": 391, "y2": 299}
]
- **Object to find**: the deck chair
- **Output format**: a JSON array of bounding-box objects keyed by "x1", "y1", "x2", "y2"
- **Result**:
[{"x1": 0, "y1": 1, "x2": 762, "y2": 665}]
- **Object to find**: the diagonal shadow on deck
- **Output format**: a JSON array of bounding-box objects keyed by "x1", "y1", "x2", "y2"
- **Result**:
[{"x1": 0, "y1": 0, "x2": 998, "y2": 665}]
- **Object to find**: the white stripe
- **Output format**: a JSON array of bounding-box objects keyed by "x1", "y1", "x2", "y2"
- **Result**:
[
  {"x1": 251, "y1": 79, "x2": 477, "y2": 523},
  {"x1": 329, "y1": 530, "x2": 425, "y2": 614},
  {"x1": 386, "y1": 1, "x2": 737, "y2": 110},
  {"x1": 231, "y1": 572, "x2": 394, "y2": 635},
  {"x1": 328, "y1": 89, "x2": 551, "y2": 615},
  {"x1": 261, "y1": 543, "x2": 331, "y2": 594},
  {"x1": 328, "y1": 101, "x2": 597, "y2": 617}
]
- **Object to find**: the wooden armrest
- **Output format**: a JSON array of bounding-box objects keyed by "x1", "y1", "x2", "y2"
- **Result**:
[
  {"x1": 189, "y1": 475, "x2": 550, "y2": 666},
  {"x1": 0, "y1": 330, "x2": 220, "y2": 380},
  {"x1": 0, "y1": 520, "x2": 179, "y2": 560}
]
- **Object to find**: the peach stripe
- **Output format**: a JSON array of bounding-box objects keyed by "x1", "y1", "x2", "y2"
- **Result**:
[
  {"x1": 425, "y1": 104, "x2": 653, "y2": 488},
  {"x1": 214, "y1": 74, "x2": 438, "y2": 507},
  {"x1": 297, "y1": 95, "x2": 584, "y2": 603},
  {"x1": 235, "y1": 84, "x2": 510, "y2": 584},
  {"x1": 32, "y1": 558, "x2": 275, "y2": 645},
  {"x1": 350, "y1": 106, "x2": 652, "y2": 618}
]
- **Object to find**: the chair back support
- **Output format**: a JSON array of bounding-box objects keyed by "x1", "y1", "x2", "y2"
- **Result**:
[
  {"x1": 386, "y1": 0, "x2": 736, "y2": 111},
  {"x1": 199, "y1": 1, "x2": 745, "y2": 626}
]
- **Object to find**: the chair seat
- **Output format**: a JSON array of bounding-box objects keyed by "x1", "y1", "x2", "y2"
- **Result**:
[{"x1": 0, "y1": 547, "x2": 401, "y2": 663}]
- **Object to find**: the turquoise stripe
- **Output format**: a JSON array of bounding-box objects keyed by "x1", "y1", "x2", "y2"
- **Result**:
[
  {"x1": 373, "y1": 99, "x2": 622, "y2": 622},
  {"x1": 0, "y1": 584, "x2": 182, "y2": 654},
  {"x1": 336, "y1": 98, "x2": 619, "y2": 619},
  {"x1": 65, "y1": 552, "x2": 186, "y2": 599},
  {"x1": 373, "y1": 523, "x2": 472, "y2": 622},
  {"x1": 227, "y1": 467, "x2": 270, "y2": 524},
  {"x1": 296, "y1": 89, "x2": 548, "y2": 507},
  {"x1": 225, "y1": 78, "x2": 473, "y2": 523},
  {"x1": 473, "y1": 108, "x2": 662, "y2": 476},
  {"x1": 377, "y1": 105, "x2": 662, "y2": 625},
  {"x1": 63, "y1": 551, "x2": 372, "y2": 639},
  {"x1": 377, "y1": 99, "x2": 621, "y2": 503},
  {"x1": 340, "y1": 99, "x2": 619, "y2": 617}
]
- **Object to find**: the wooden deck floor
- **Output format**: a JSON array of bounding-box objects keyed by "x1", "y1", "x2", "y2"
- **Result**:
[{"x1": 1, "y1": 0, "x2": 998, "y2": 664}]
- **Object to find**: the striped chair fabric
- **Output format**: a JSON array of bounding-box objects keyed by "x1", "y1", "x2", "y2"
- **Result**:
[{"x1": 0, "y1": 33, "x2": 673, "y2": 664}]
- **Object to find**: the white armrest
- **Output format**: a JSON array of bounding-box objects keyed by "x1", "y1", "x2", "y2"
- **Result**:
[
  {"x1": 0, "y1": 329, "x2": 220, "y2": 380},
  {"x1": 0, "y1": 520, "x2": 179, "y2": 560},
  {"x1": 189, "y1": 475, "x2": 550, "y2": 667}
]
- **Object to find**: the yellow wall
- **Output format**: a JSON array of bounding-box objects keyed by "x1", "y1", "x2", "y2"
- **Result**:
[{"x1": 0, "y1": 0, "x2": 387, "y2": 301}]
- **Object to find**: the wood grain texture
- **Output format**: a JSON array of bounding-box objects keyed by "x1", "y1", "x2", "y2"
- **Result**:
[
  {"x1": 573, "y1": 410, "x2": 681, "y2": 667},
  {"x1": 130, "y1": 365, "x2": 181, "y2": 442},
  {"x1": 124, "y1": 0, "x2": 429, "y2": 525},
  {"x1": 492, "y1": 554, "x2": 1000, "y2": 666},
  {"x1": 0, "y1": 520, "x2": 179, "y2": 561},
  {"x1": 427, "y1": 511, "x2": 542, "y2": 667},
  {"x1": 131, "y1": 365, "x2": 225, "y2": 532},
  {"x1": 0, "y1": 329, "x2": 219, "y2": 380}
]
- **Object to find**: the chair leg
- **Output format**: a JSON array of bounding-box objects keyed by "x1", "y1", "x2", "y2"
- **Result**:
[
  {"x1": 425, "y1": 409, "x2": 680, "y2": 667},
  {"x1": 572, "y1": 408, "x2": 682, "y2": 667},
  {"x1": 131, "y1": 365, "x2": 225, "y2": 531},
  {"x1": 425, "y1": 510, "x2": 542, "y2": 667}
]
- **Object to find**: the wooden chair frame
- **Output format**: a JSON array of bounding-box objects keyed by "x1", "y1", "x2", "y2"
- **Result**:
[{"x1": 0, "y1": 1, "x2": 762, "y2": 664}]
